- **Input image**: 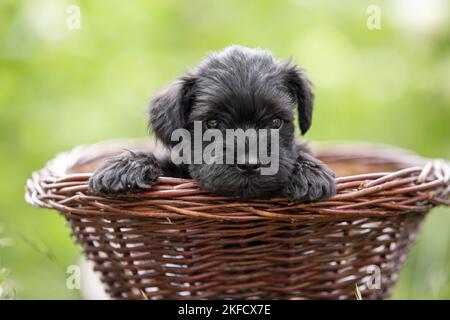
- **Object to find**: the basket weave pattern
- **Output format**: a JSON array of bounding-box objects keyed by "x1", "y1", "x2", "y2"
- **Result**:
[{"x1": 25, "y1": 141, "x2": 450, "y2": 299}]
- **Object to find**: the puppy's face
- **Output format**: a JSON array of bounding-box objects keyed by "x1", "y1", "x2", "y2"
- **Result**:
[{"x1": 150, "y1": 46, "x2": 314, "y2": 199}]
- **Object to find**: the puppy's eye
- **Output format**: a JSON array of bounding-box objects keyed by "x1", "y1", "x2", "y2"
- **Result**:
[
  {"x1": 206, "y1": 119, "x2": 218, "y2": 129},
  {"x1": 269, "y1": 118, "x2": 283, "y2": 129}
]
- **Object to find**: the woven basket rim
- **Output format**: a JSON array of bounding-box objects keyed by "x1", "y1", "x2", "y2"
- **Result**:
[{"x1": 25, "y1": 139, "x2": 450, "y2": 221}]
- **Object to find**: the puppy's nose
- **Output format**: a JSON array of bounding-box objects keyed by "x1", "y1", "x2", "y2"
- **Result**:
[{"x1": 236, "y1": 163, "x2": 261, "y2": 174}]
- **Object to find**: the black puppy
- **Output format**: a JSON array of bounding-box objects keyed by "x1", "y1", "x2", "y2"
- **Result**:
[{"x1": 89, "y1": 46, "x2": 336, "y2": 201}]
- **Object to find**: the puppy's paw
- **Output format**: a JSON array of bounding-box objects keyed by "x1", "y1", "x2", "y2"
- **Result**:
[
  {"x1": 88, "y1": 152, "x2": 161, "y2": 194},
  {"x1": 283, "y1": 159, "x2": 336, "y2": 202}
]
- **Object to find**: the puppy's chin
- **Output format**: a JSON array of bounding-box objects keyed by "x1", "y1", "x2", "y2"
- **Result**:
[{"x1": 189, "y1": 163, "x2": 287, "y2": 199}]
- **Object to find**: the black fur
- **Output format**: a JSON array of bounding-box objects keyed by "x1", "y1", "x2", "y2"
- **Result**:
[
  {"x1": 89, "y1": 45, "x2": 336, "y2": 201},
  {"x1": 89, "y1": 151, "x2": 161, "y2": 194}
]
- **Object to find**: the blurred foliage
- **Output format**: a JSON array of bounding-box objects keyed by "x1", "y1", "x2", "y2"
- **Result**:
[{"x1": 0, "y1": 0, "x2": 449, "y2": 299}]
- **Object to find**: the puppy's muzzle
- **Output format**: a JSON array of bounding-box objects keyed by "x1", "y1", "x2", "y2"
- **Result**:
[{"x1": 236, "y1": 162, "x2": 261, "y2": 174}]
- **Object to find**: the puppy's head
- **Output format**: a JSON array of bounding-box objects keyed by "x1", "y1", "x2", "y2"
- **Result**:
[{"x1": 149, "y1": 45, "x2": 314, "y2": 198}]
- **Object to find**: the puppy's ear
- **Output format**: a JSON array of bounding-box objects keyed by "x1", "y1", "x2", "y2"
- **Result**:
[
  {"x1": 149, "y1": 75, "x2": 197, "y2": 146},
  {"x1": 283, "y1": 64, "x2": 314, "y2": 135}
]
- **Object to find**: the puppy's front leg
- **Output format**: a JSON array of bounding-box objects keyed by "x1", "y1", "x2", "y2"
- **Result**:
[
  {"x1": 283, "y1": 146, "x2": 336, "y2": 202},
  {"x1": 89, "y1": 151, "x2": 161, "y2": 194}
]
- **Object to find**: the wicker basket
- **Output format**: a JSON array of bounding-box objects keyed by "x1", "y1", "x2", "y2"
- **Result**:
[{"x1": 25, "y1": 140, "x2": 450, "y2": 300}]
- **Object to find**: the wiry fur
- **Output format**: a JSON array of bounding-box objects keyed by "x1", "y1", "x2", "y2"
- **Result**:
[{"x1": 89, "y1": 46, "x2": 336, "y2": 201}]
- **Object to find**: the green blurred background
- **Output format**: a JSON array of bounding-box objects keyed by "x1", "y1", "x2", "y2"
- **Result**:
[{"x1": 0, "y1": 0, "x2": 449, "y2": 299}]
